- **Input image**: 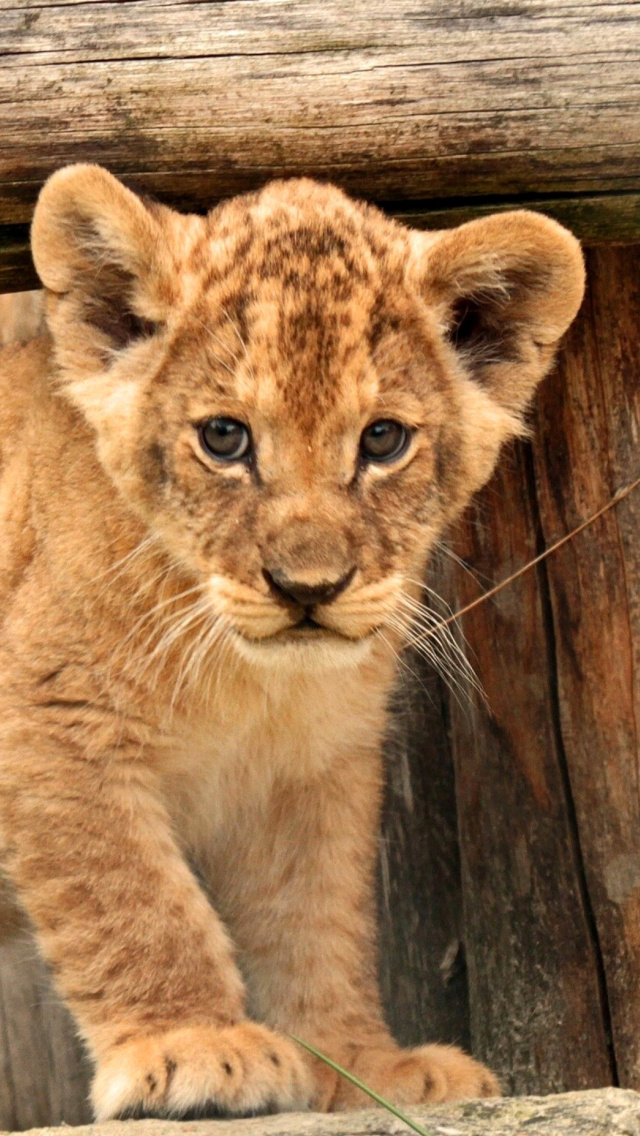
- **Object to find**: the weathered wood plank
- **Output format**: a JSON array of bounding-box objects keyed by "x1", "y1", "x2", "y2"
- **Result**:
[
  {"x1": 442, "y1": 442, "x2": 614, "y2": 1095},
  {"x1": 0, "y1": 0, "x2": 639, "y2": 225},
  {"x1": 4, "y1": 2, "x2": 640, "y2": 62},
  {"x1": 9, "y1": 0, "x2": 639, "y2": 8},
  {"x1": 402, "y1": 192, "x2": 640, "y2": 245},
  {"x1": 530, "y1": 246, "x2": 640, "y2": 1089},
  {"x1": 0, "y1": 229, "x2": 34, "y2": 295}
]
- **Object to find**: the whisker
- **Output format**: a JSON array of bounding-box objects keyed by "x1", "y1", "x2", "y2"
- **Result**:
[
  {"x1": 95, "y1": 533, "x2": 162, "y2": 584},
  {"x1": 402, "y1": 574, "x2": 455, "y2": 616},
  {"x1": 140, "y1": 597, "x2": 213, "y2": 676},
  {"x1": 120, "y1": 583, "x2": 206, "y2": 647},
  {"x1": 207, "y1": 621, "x2": 245, "y2": 705},
  {"x1": 114, "y1": 583, "x2": 209, "y2": 688},
  {"x1": 222, "y1": 309, "x2": 246, "y2": 351},
  {"x1": 170, "y1": 612, "x2": 229, "y2": 711},
  {"x1": 386, "y1": 612, "x2": 475, "y2": 712},
  {"x1": 189, "y1": 315, "x2": 238, "y2": 377},
  {"x1": 390, "y1": 597, "x2": 486, "y2": 707},
  {"x1": 433, "y1": 541, "x2": 492, "y2": 588},
  {"x1": 376, "y1": 627, "x2": 424, "y2": 690},
  {"x1": 200, "y1": 316, "x2": 243, "y2": 369},
  {"x1": 400, "y1": 576, "x2": 483, "y2": 687},
  {"x1": 395, "y1": 597, "x2": 484, "y2": 695}
]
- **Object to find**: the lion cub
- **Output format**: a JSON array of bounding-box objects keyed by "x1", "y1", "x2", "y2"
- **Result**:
[{"x1": 0, "y1": 166, "x2": 584, "y2": 1118}]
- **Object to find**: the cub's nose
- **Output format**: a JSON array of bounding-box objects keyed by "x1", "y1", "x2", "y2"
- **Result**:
[{"x1": 263, "y1": 567, "x2": 356, "y2": 608}]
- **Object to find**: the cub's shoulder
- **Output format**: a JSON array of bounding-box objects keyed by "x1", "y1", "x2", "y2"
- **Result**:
[
  {"x1": 0, "y1": 290, "x2": 44, "y2": 348},
  {"x1": 0, "y1": 334, "x2": 54, "y2": 468}
]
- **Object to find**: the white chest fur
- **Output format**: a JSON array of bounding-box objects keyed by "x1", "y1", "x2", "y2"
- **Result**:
[{"x1": 155, "y1": 654, "x2": 390, "y2": 859}]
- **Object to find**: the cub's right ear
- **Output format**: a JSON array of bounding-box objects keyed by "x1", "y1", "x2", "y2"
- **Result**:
[{"x1": 31, "y1": 164, "x2": 179, "y2": 359}]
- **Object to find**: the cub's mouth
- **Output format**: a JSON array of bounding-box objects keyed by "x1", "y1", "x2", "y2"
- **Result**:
[
  {"x1": 207, "y1": 572, "x2": 397, "y2": 656},
  {"x1": 295, "y1": 614, "x2": 323, "y2": 631},
  {"x1": 243, "y1": 616, "x2": 364, "y2": 646},
  {"x1": 229, "y1": 614, "x2": 378, "y2": 670},
  {"x1": 268, "y1": 600, "x2": 383, "y2": 646}
]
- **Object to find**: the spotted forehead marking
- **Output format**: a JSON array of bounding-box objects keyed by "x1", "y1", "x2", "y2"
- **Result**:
[{"x1": 189, "y1": 183, "x2": 412, "y2": 435}]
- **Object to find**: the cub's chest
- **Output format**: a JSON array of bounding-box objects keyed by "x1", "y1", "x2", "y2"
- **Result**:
[{"x1": 157, "y1": 663, "x2": 388, "y2": 849}]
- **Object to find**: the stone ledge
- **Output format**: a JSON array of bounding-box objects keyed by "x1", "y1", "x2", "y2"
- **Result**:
[{"x1": 3, "y1": 1090, "x2": 640, "y2": 1136}]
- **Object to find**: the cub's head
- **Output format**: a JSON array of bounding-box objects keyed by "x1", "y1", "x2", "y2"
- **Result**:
[{"x1": 31, "y1": 165, "x2": 584, "y2": 667}]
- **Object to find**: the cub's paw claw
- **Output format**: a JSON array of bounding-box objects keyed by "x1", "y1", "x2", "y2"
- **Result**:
[
  {"x1": 331, "y1": 1043, "x2": 500, "y2": 1109},
  {"x1": 92, "y1": 1022, "x2": 312, "y2": 1119}
]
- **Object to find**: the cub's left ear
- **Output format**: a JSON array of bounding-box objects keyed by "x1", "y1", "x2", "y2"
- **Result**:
[{"x1": 410, "y1": 210, "x2": 586, "y2": 415}]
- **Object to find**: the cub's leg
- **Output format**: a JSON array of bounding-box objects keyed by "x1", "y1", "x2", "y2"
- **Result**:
[
  {"x1": 210, "y1": 750, "x2": 499, "y2": 1109},
  {"x1": 0, "y1": 730, "x2": 310, "y2": 1119}
]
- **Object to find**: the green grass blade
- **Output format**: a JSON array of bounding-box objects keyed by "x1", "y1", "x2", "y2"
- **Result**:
[{"x1": 288, "y1": 1034, "x2": 435, "y2": 1136}]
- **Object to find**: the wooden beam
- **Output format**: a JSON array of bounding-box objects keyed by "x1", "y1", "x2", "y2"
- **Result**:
[
  {"x1": 379, "y1": 651, "x2": 470, "y2": 1054},
  {"x1": 0, "y1": 228, "x2": 35, "y2": 295},
  {"x1": 0, "y1": 1, "x2": 639, "y2": 229},
  {"x1": 401, "y1": 192, "x2": 640, "y2": 244}
]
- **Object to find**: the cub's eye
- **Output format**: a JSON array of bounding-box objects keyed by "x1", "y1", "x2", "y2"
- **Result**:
[
  {"x1": 360, "y1": 419, "x2": 410, "y2": 464},
  {"x1": 198, "y1": 417, "x2": 251, "y2": 462}
]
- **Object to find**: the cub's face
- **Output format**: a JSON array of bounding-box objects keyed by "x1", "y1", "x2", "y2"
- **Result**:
[
  {"x1": 31, "y1": 168, "x2": 585, "y2": 665},
  {"x1": 137, "y1": 213, "x2": 466, "y2": 656}
]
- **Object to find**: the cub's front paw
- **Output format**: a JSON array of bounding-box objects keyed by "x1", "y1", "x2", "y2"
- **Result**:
[
  {"x1": 92, "y1": 1022, "x2": 312, "y2": 1119},
  {"x1": 330, "y1": 1044, "x2": 499, "y2": 1109}
]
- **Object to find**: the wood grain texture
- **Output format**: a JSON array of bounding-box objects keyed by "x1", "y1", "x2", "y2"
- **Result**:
[
  {"x1": 441, "y1": 244, "x2": 640, "y2": 1094},
  {"x1": 0, "y1": 0, "x2": 639, "y2": 225},
  {"x1": 531, "y1": 246, "x2": 640, "y2": 1090},
  {"x1": 443, "y1": 443, "x2": 614, "y2": 1095},
  {"x1": 0, "y1": 229, "x2": 35, "y2": 295}
]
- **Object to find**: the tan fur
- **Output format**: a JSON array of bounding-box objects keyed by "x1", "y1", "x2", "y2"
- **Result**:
[
  {"x1": 0, "y1": 166, "x2": 585, "y2": 1118},
  {"x1": 0, "y1": 289, "x2": 44, "y2": 347}
]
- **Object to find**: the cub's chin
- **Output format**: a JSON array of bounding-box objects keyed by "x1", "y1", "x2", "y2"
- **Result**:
[{"x1": 229, "y1": 624, "x2": 376, "y2": 673}]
